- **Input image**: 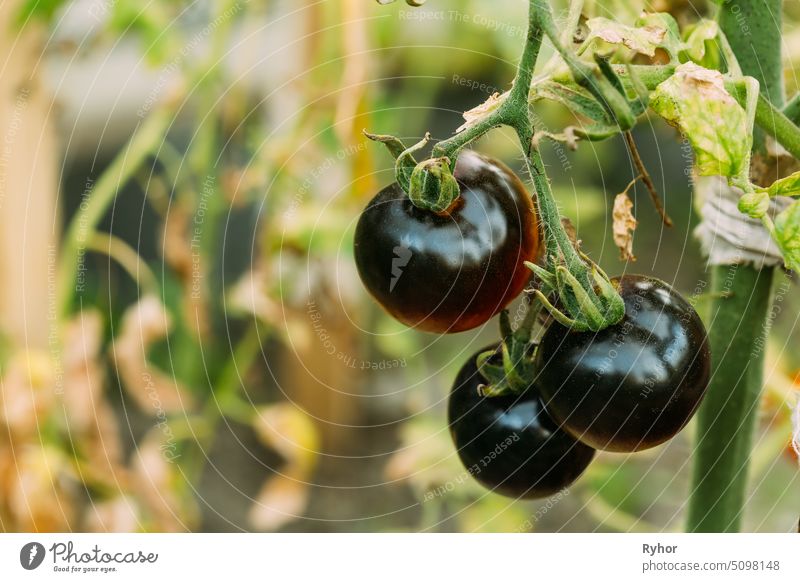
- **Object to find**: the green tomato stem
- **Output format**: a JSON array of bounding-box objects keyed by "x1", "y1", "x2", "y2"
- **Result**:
[
  {"x1": 784, "y1": 92, "x2": 800, "y2": 125},
  {"x1": 431, "y1": 0, "x2": 622, "y2": 332},
  {"x1": 687, "y1": 265, "x2": 775, "y2": 532},
  {"x1": 753, "y1": 95, "x2": 800, "y2": 160}
]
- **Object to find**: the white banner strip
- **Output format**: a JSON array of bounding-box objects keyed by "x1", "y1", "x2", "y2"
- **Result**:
[{"x1": 0, "y1": 533, "x2": 797, "y2": 581}]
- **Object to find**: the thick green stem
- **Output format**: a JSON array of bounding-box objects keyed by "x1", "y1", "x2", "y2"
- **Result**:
[
  {"x1": 522, "y1": 136, "x2": 589, "y2": 288},
  {"x1": 687, "y1": 266, "x2": 775, "y2": 531},
  {"x1": 754, "y1": 96, "x2": 800, "y2": 159},
  {"x1": 784, "y1": 93, "x2": 800, "y2": 125},
  {"x1": 687, "y1": 0, "x2": 784, "y2": 533},
  {"x1": 719, "y1": 1, "x2": 784, "y2": 153}
]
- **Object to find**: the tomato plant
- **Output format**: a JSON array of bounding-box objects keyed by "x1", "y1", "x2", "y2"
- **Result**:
[{"x1": 368, "y1": 0, "x2": 800, "y2": 532}]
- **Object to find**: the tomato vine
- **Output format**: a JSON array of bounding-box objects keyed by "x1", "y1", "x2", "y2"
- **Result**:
[{"x1": 368, "y1": 0, "x2": 800, "y2": 530}]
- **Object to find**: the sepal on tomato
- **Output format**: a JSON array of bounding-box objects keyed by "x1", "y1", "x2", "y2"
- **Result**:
[
  {"x1": 476, "y1": 305, "x2": 541, "y2": 398},
  {"x1": 525, "y1": 255, "x2": 625, "y2": 332},
  {"x1": 408, "y1": 157, "x2": 460, "y2": 213}
]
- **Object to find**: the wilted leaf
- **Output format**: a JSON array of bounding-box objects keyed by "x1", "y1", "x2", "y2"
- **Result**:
[
  {"x1": 585, "y1": 17, "x2": 667, "y2": 57},
  {"x1": 162, "y1": 205, "x2": 193, "y2": 282},
  {"x1": 650, "y1": 62, "x2": 750, "y2": 178},
  {"x1": 773, "y1": 200, "x2": 800, "y2": 271},
  {"x1": 112, "y1": 295, "x2": 194, "y2": 414},
  {"x1": 132, "y1": 430, "x2": 196, "y2": 532},
  {"x1": 613, "y1": 192, "x2": 638, "y2": 261},
  {"x1": 248, "y1": 472, "x2": 310, "y2": 531},
  {"x1": 62, "y1": 310, "x2": 105, "y2": 433},
  {"x1": 762, "y1": 171, "x2": 800, "y2": 198},
  {"x1": 2, "y1": 445, "x2": 77, "y2": 532},
  {"x1": 228, "y1": 267, "x2": 282, "y2": 324},
  {"x1": 253, "y1": 403, "x2": 319, "y2": 472},
  {"x1": 0, "y1": 350, "x2": 55, "y2": 438},
  {"x1": 635, "y1": 12, "x2": 682, "y2": 58}
]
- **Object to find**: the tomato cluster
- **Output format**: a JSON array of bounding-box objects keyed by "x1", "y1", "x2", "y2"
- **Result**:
[{"x1": 355, "y1": 151, "x2": 711, "y2": 500}]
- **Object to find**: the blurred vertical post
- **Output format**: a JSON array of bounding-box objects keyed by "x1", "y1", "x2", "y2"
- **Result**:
[
  {"x1": 286, "y1": 0, "x2": 371, "y2": 455},
  {"x1": 0, "y1": 2, "x2": 59, "y2": 348}
]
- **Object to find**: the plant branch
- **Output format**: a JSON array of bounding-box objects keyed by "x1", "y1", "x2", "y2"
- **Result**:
[
  {"x1": 784, "y1": 92, "x2": 800, "y2": 125},
  {"x1": 56, "y1": 107, "x2": 173, "y2": 319},
  {"x1": 623, "y1": 131, "x2": 672, "y2": 226}
]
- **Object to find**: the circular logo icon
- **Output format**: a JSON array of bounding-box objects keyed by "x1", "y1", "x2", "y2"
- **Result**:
[{"x1": 20, "y1": 542, "x2": 46, "y2": 570}]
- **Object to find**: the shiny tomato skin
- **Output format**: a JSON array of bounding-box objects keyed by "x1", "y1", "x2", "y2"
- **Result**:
[
  {"x1": 535, "y1": 275, "x2": 711, "y2": 452},
  {"x1": 354, "y1": 150, "x2": 538, "y2": 333},
  {"x1": 448, "y1": 346, "x2": 596, "y2": 499}
]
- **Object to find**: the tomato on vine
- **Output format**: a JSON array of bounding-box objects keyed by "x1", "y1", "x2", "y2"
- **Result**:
[
  {"x1": 448, "y1": 345, "x2": 596, "y2": 499},
  {"x1": 534, "y1": 275, "x2": 711, "y2": 452},
  {"x1": 354, "y1": 150, "x2": 539, "y2": 333}
]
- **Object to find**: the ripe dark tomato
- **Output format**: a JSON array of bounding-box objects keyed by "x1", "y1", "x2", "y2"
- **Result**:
[
  {"x1": 353, "y1": 150, "x2": 539, "y2": 333},
  {"x1": 448, "y1": 346, "x2": 596, "y2": 499},
  {"x1": 535, "y1": 275, "x2": 711, "y2": 452}
]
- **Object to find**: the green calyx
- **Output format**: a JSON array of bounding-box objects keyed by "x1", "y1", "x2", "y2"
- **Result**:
[
  {"x1": 408, "y1": 157, "x2": 460, "y2": 213},
  {"x1": 476, "y1": 308, "x2": 539, "y2": 398},
  {"x1": 364, "y1": 130, "x2": 461, "y2": 213},
  {"x1": 526, "y1": 254, "x2": 625, "y2": 332}
]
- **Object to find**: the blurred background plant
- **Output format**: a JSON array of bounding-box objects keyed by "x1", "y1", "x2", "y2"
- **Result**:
[{"x1": 0, "y1": 0, "x2": 797, "y2": 533}]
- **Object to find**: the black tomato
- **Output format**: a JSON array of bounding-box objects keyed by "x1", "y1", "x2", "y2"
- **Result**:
[
  {"x1": 448, "y1": 346, "x2": 596, "y2": 499},
  {"x1": 535, "y1": 275, "x2": 711, "y2": 452},
  {"x1": 353, "y1": 150, "x2": 539, "y2": 333}
]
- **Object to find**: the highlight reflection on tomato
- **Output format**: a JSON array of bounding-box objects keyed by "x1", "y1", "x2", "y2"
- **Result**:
[
  {"x1": 448, "y1": 345, "x2": 596, "y2": 499},
  {"x1": 353, "y1": 150, "x2": 539, "y2": 333},
  {"x1": 535, "y1": 275, "x2": 711, "y2": 452}
]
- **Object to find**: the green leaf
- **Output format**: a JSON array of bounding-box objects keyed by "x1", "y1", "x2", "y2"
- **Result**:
[
  {"x1": 773, "y1": 200, "x2": 800, "y2": 271},
  {"x1": 16, "y1": 0, "x2": 64, "y2": 24},
  {"x1": 682, "y1": 20, "x2": 719, "y2": 63},
  {"x1": 109, "y1": 2, "x2": 175, "y2": 66},
  {"x1": 762, "y1": 171, "x2": 800, "y2": 198},
  {"x1": 649, "y1": 62, "x2": 750, "y2": 178},
  {"x1": 531, "y1": 80, "x2": 611, "y2": 124},
  {"x1": 584, "y1": 16, "x2": 668, "y2": 57}
]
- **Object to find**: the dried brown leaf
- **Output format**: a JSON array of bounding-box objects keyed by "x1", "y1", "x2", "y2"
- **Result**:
[
  {"x1": 131, "y1": 430, "x2": 196, "y2": 532},
  {"x1": 112, "y1": 296, "x2": 194, "y2": 415},
  {"x1": 248, "y1": 404, "x2": 320, "y2": 531},
  {"x1": 84, "y1": 495, "x2": 143, "y2": 533},
  {"x1": 457, "y1": 92, "x2": 508, "y2": 133},
  {"x1": 613, "y1": 192, "x2": 638, "y2": 261},
  {"x1": 4, "y1": 445, "x2": 77, "y2": 532},
  {"x1": 62, "y1": 310, "x2": 105, "y2": 433}
]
